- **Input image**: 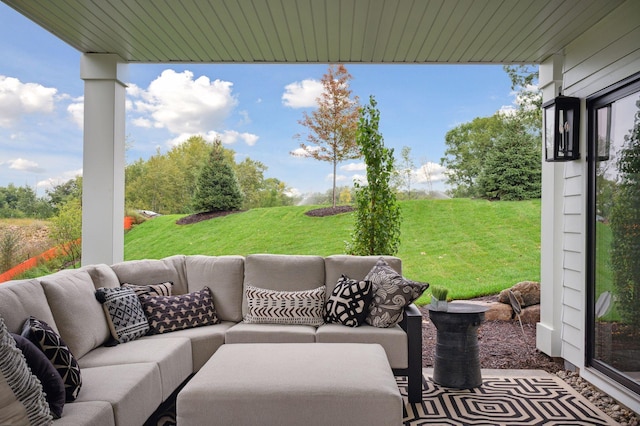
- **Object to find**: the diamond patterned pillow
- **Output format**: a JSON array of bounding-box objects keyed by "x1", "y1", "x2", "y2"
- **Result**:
[
  {"x1": 365, "y1": 257, "x2": 429, "y2": 328},
  {"x1": 121, "y1": 282, "x2": 172, "y2": 297},
  {"x1": 324, "y1": 275, "x2": 373, "y2": 327},
  {"x1": 95, "y1": 287, "x2": 150, "y2": 344},
  {"x1": 244, "y1": 286, "x2": 326, "y2": 326},
  {"x1": 21, "y1": 316, "x2": 82, "y2": 402},
  {"x1": 139, "y1": 287, "x2": 220, "y2": 335}
]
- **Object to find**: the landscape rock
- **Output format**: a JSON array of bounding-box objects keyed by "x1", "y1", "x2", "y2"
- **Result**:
[{"x1": 498, "y1": 281, "x2": 540, "y2": 307}]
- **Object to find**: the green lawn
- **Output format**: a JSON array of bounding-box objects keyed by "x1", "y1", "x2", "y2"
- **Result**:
[{"x1": 124, "y1": 198, "x2": 541, "y2": 304}]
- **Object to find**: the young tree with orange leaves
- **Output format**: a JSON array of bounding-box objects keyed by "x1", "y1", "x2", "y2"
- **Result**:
[{"x1": 292, "y1": 64, "x2": 360, "y2": 208}]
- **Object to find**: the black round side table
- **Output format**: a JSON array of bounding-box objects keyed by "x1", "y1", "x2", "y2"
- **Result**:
[{"x1": 428, "y1": 301, "x2": 488, "y2": 389}]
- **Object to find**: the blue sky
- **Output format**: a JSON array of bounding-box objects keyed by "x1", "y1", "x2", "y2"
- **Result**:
[{"x1": 0, "y1": 3, "x2": 517, "y2": 198}]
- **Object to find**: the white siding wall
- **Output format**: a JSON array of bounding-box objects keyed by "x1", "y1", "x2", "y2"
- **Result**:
[{"x1": 543, "y1": 0, "x2": 640, "y2": 411}]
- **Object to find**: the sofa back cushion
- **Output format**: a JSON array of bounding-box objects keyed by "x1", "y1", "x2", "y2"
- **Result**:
[
  {"x1": 40, "y1": 270, "x2": 110, "y2": 359},
  {"x1": 185, "y1": 255, "x2": 244, "y2": 322},
  {"x1": 0, "y1": 279, "x2": 58, "y2": 334},
  {"x1": 324, "y1": 255, "x2": 402, "y2": 297},
  {"x1": 243, "y1": 254, "x2": 325, "y2": 317},
  {"x1": 81, "y1": 264, "x2": 120, "y2": 290},
  {"x1": 111, "y1": 256, "x2": 188, "y2": 294}
]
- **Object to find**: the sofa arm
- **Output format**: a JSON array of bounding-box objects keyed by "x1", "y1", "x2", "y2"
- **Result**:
[{"x1": 398, "y1": 303, "x2": 423, "y2": 403}]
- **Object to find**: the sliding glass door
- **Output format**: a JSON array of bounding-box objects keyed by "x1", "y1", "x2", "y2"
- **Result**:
[{"x1": 587, "y1": 75, "x2": 640, "y2": 394}]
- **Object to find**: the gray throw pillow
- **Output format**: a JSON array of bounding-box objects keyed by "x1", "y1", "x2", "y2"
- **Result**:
[{"x1": 365, "y1": 257, "x2": 429, "y2": 328}]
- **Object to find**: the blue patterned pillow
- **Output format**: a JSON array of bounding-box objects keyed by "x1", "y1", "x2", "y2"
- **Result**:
[
  {"x1": 324, "y1": 275, "x2": 373, "y2": 327},
  {"x1": 95, "y1": 287, "x2": 150, "y2": 343},
  {"x1": 21, "y1": 316, "x2": 82, "y2": 403}
]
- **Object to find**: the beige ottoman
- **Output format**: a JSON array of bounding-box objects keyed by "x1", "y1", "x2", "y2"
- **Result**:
[{"x1": 177, "y1": 343, "x2": 402, "y2": 426}]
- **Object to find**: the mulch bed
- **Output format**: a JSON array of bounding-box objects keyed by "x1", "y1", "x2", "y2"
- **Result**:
[
  {"x1": 304, "y1": 205, "x2": 354, "y2": 217},
  {"x1": 419, "y1": 304, "x2": 564, "y2": 372}
]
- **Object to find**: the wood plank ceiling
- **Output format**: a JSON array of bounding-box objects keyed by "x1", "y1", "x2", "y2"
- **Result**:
[{"x1": 2, "y1": 0, "x2": 625, "y2": 64}]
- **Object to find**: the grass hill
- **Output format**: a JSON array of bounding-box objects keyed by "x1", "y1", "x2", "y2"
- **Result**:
[{"x1": 124, "y1": 198, "x2": 541, "y2": 304}]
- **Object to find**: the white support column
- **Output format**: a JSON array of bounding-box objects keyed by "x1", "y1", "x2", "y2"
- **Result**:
[
  {"x1": 80, "y1": 54, "x2": 128, "y2": 266},
  {"x1": 536, "y1": 54, "x2": 564, "y2": 357}
]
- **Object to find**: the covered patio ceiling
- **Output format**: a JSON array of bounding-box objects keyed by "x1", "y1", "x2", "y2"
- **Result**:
[{"x1": 2, "y1": 0, "x2": 624, "y2": 65}]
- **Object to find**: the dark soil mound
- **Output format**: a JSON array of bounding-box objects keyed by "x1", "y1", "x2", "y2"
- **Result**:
[
  {"x1": 305, "y1": 205, "x2": 354, "y2": 217},
  {"x1": 176, "y1": 210, "x2": 244, "y2": 225}
]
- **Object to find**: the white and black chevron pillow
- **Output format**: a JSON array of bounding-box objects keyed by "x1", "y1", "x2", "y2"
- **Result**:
[
  {"x1": 244, "y1": 286, "x2": 326, "y2": 327},
  {"x1": 324, "y1": 275, "x2": 373, "y2": 327},
  {"x1": 139, "y1": 287, "x2": 220, "y2": 335},
  {"x1": 95, "y1": 287, "x2": 150, "y2": 344}
]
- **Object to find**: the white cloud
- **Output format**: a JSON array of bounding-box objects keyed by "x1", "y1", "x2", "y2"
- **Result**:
[
  {"x1": 498, "y1": 105, "x2": 517, "y2": 116},
  {"x1": 67, "y1": 96, "x2": 84, "y2": 128},
  {"x1": 414, "y1": 162, "x2": 447, "y2": 183},
  {"x1": 327, "y1": 173, "x2": 347, "y2": 182},
  {"x1": 352, "y1": 174, "x2": 367, "y2": 185},
  {"x1": 132, "y1": 117, "x2": 152, "y2": 128},
  {"x1": 167, "y1": 130, "x2": 259, "y2": 148},
  {"x1": 36, "y1": 169, "x2": 83, "y2": 189},
  {"x1": 291, "y1": 146, "x2": 321, "y2": 157},
  {"x1": 0, "y1": 75, "x2": 57, "y2": 127},
  {"x1": 282, "y1": 79, "x2": 323, "y2": 108},
  {"x1": 128, "y1": 69, "x2": 238, "y2": 134},
  {"x1": 5, "y1": 158, "x2": 45, "y2": 173},
  {"x1": 340, "y1": 162, "x2": 366, "y2": 172}
]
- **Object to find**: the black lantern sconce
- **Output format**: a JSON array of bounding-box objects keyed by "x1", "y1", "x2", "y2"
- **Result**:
[{"x1": 543, "y1": 95, "x2": 581, "y2": 161}]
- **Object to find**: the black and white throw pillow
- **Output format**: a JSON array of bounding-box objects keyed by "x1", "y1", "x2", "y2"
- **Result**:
[
  {"x1": 0, "y1": 316, "x2": 53, "y2": 425},
  {"x1": 21, "y1": 316, "x2": 82, "y2": 402},
  {"x1": 245, "y1": 286, "x2": 326, "y2": 326},
  {"x1": 324, "y1": 275, "x2": 373, "y2": 327},
  {"x1": 121, "y1": 282, "x2": 172, "y2": 297},
  {"x1": 95, "y1": 287, "x2": 150, "y2": 344},
  {"x1": 138, "y1": 287, "x2": 220, "y2": 335}
]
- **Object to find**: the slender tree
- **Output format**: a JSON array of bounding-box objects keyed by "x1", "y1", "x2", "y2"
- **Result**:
[
  {"x1": 292, "y1": 64, "x2": 360, "y2": 207},
  {"x1": 347, "y1": 96, "x2": 401, "y2": 256}
]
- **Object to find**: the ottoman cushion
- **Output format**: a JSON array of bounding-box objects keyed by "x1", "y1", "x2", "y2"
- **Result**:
[{"x1": 177, "y1": 343, "x2": 402, "y2": 426}]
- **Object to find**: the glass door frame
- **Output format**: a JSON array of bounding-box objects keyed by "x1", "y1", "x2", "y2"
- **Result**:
[{"x1": 586, "y1": 72, "x2": 640, "y2": 395}]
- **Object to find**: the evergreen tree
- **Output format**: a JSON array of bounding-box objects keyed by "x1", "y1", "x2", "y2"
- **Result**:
[
  {"x1": 192, "y1": 142, "x2": 243, "y2": 212},
  {"x1": 476, "y1": 117, "x2": 541, "y2": 200},
  {"x1": 347, "y1": 96, "x2": 401, "y2": 256}
]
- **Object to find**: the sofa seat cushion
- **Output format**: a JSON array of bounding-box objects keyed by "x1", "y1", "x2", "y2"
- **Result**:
[
  {"x1": 225, "y1": 322, "x2": 316, "y2": 343},
  {"x1": 40, "y1": 270, "x2": 110, "y2": 359},
  {"x1": 315, "y1": 323, "x2": 408, "y2": 369},
  {"x1": 52, "y1": 401, "x2": 114, "y2": 426},
  {"x1": 77, "y1": 337, "x2": 192, "y2": 401},
  {"x1": 141, "y1": 322, "x2": 234, "y2": 372},
  {"x1": 74, "y1": 363, "x2": 162, "y2": 426}
]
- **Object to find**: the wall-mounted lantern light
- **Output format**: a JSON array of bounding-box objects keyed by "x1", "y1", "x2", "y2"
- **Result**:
[{"x1": 543, "y1": 95, "x2": 581, "y2": 161}]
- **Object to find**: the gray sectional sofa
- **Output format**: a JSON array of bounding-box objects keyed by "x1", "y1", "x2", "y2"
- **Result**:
[{"x1": 0, "y1": 254, "x2": 424, "y2": 425}]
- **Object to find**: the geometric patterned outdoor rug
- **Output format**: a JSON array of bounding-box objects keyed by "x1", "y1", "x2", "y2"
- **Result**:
[
  {"x1": 147, "y1": 369, "x2": 618, "y2": 425},
  {"x1": 399, "y1": 370, "x2": 618, "y2": 426}
]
